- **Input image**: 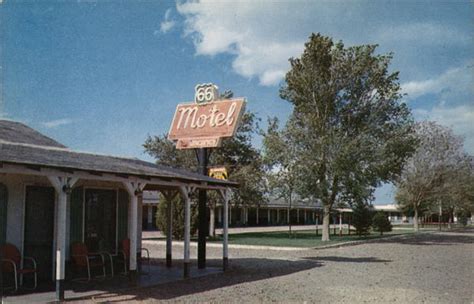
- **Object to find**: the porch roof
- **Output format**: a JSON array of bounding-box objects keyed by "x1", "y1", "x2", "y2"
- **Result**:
[{"x1": 0, "y1": 120, "x2": 236, "y2": 188}]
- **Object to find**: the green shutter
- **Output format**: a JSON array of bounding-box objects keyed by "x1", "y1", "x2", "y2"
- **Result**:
[
  {"x1": 117, "y1": 189, "x2": 129, "y2": 242},
  {"x1": 0, "y1": 183, "x2": 8, "y2": 245},
  {"x1": 70, "y1": 187, "x2": 84, "y2": 244}
]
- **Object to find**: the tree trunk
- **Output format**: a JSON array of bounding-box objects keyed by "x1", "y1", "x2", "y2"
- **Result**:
[
  {"x1": 438, "y1": 201, "x2": 442, "y2": 231},
  {"x1": 413, "y1": 208, "x2": 419, "y2": 232},
  {"x1": 288, "y1": 208, "x2": 292, "y2": 238},
  {"x1": 322, "y1": 205, "x2": 331, "y2": 241}
]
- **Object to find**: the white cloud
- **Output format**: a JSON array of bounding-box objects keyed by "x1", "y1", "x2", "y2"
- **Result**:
[
  {"x1": 413, "y1": 104, "x2": 474, "y2": 154},
  {"x1": 176, "y1": 2, "x2": 472, "y2": 88},
  {"x1": 402, "y1": 64, "x2": 473, "y2": 100},
  {"x1": 41, "y1": 118, "x2": 74, "y2": 129},
  {"x1": 160, "y1": 8, "x2": 176, "y2": 34},
  {"x1": 177, "y1": 1, "x2": 307, "y2": 86},
  {"x1": 376, "y1": 22, "x2": 470, "y2": 46}
]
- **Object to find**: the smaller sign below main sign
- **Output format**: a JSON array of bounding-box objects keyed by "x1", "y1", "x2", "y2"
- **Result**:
[
  {"x1": 176, "y1": 137, "x2": 222, "y2": 149},
  {"x1": 209, "y1": 167, "x2": 228, "y2": 180}
]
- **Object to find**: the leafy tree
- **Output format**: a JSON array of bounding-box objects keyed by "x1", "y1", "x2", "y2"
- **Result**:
[
  {"x1": 263, "y1": 117, "x2": 301, "y2": 237},
  {"x1": 372, "y1": 211, "x2": 392, "y2": 235},
  {"x1": 278, "y1": 33, "x2": 416, "y2": 241},
  {"x1": 144, "y1": 109, "x2": 266, "y2": 234},
  {"x1": 395, "y1": 121, "x2": 468, "y2": 231},
  {"x1": 155, "y1": 194, "x2": 198, "y2": 240},
  {"x1": 437, "y1": 155, "x2": 474, "y2": 228},
  {"x1": 351, "y1": 201, "x2": 373, "y2": 236}
]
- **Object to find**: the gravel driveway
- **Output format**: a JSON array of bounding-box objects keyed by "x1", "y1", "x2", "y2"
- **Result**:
[{"x1": 72, "y1": 229, "x2": 474, "y2": 304}]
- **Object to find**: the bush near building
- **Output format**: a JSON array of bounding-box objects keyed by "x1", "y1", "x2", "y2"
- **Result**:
[
  {"x1": 155, "y1": 195, "x2": 198, "y2": 240},
  {"x1": 372, "y1": 211, "x2": 392, "y2": 235},
  {"x1": 456, "y1": 210, "x2": 470, "y2": 227},
  {"x1": 352, "y1": 201, "x2": 373, "y2": 236}
]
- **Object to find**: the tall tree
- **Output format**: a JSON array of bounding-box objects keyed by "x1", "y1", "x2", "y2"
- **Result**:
[
  {"x1": 279, "y1": 33, "x2": 416, "y2": 241},
  {"x1": 263, "y1": 117, "x2": 301, "y2": 237},
  {"x1": 429, "y1": 151, "x2": 473, "y2": 228},
  {"x1": 395, "y1": 121, "x2": 468, "y2": 231}
]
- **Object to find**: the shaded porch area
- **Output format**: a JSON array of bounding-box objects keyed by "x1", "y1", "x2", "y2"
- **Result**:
[
  {"x1": 0, "y1": 120, "x2": 237, "y2": 302},
  {"x1": 3, "y1": 262, "x2": 221, "y2": 303}
]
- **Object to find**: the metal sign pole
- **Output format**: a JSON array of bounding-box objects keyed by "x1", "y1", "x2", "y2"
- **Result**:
[
  {"x1": 0, "y1": 239, "x2": 3, "y2": 302},
  {"x1": 197, "y1": 147, "x2": 209, "y2": 269}
]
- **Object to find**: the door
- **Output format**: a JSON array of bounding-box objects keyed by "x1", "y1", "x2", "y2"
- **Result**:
[
  {"x1": 84, "y1": 189, "x2": 117, "y2": 253},
  {"x1": 24, "y1": 186, "x2": 55, "y2": 281}
]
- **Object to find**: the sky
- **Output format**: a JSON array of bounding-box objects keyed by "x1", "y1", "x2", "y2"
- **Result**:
[{"x1": 1, "y1": 0, "x2": 472, "y2": 204}]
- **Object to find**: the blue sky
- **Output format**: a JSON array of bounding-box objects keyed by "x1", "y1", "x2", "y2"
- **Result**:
[{"x1": 1, "y1": 1, "x2": 472, "y2": 204}]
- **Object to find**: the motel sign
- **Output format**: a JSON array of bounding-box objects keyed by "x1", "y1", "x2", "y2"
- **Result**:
[{"x1": 168, "y1": 84, "x2": 246, "y2": 149}]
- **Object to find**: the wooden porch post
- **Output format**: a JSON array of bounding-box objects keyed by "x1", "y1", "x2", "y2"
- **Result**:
[
  {"x1": 219, "y1": 188, "x2": 230, "y2": 271},
  {"x1": 123, "y1": 181, "x2": 146, "y2": 283},
  {"x1": 137, "y1": 194, "x2": 143, "y2": 269},
  {"x1": 48, "y1": 176, "x2": 78, "y2": 302},
  {"x1": 209, "y1": 202, "x2": 216, "y2": 237},
  {"x1": 179, "y1": 186, "x2": 193, "y2": 278}
]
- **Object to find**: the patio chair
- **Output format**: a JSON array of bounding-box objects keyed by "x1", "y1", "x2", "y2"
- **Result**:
[
  {"x1": 115, "y1": 239, "x2": 150, "y2": 275},
  {"x1": 1, "y1": 243, "x2": 38, "y2": 291},
  {"x1": 70, "y1": 242, "x2": 107, "y2": 282}
]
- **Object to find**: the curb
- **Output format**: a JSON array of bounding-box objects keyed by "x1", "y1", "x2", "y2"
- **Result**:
[{"x1": 142, "y1": 240, "x2": 308, "y2": 251}]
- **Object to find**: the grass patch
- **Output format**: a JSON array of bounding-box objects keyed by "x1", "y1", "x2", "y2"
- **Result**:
[{"x1": 208, "y1": 228, "x2": 416, "y2": 248}]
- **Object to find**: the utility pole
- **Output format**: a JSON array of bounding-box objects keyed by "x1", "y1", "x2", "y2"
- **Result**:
[{"x1": 0, "y1": 238, "x2": 3, "y2": 302}]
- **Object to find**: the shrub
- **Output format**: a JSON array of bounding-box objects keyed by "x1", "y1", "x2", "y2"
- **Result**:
[
  {"x1": 457, "y1": 210, "x2": 470, "y2": 227},
  {"x1": 372, "y1": 211, "x2": 392, "y2": 235},
  {"x1": 155, "y1": 195, "x2": 198, "y2": 240},
  {"x1": 351, "y1": 201, "x2": 373, "y2": 236}
]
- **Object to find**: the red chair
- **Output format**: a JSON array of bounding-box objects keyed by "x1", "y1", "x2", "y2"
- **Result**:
[
  {"x1": 117, "y1": 239, "x2": 150, "y2": 275},
  {"x1": 71, "y1": 242, "x2": 106, "y2": 281},
  {"x1": 1, "y1": 243, "x2": 38, "y2": 291}
]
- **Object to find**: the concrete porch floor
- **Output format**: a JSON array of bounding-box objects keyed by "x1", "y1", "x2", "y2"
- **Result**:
[{"x1": 2, "y1": 264, "x2": 222, "y2": 303}]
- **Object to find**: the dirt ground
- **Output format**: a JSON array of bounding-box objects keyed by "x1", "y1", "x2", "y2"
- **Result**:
[{"x1": 72, "y1": 229, "x2": 474, "y2": 304}]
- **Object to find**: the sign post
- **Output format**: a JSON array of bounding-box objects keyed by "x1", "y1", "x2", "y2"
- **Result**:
[{"x1": 169, "y1": 84, "x2": 246, "y2": 269}]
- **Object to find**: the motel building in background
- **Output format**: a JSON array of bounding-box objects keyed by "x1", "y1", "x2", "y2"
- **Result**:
[
  {"x1": 142, "y1": 192, "x2": 410, "y2": 233},
  {"x1": 0, "y1": 119, "x2": 235, "y2": 302}
]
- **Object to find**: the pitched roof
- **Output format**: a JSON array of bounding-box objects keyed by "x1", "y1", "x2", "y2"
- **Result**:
[
  {"x1": 0, "y1": 120, "x2": 66, "y2": 148},
  {"x1": 0, "y1": 120, "x2": 236, "y2": 187}
]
